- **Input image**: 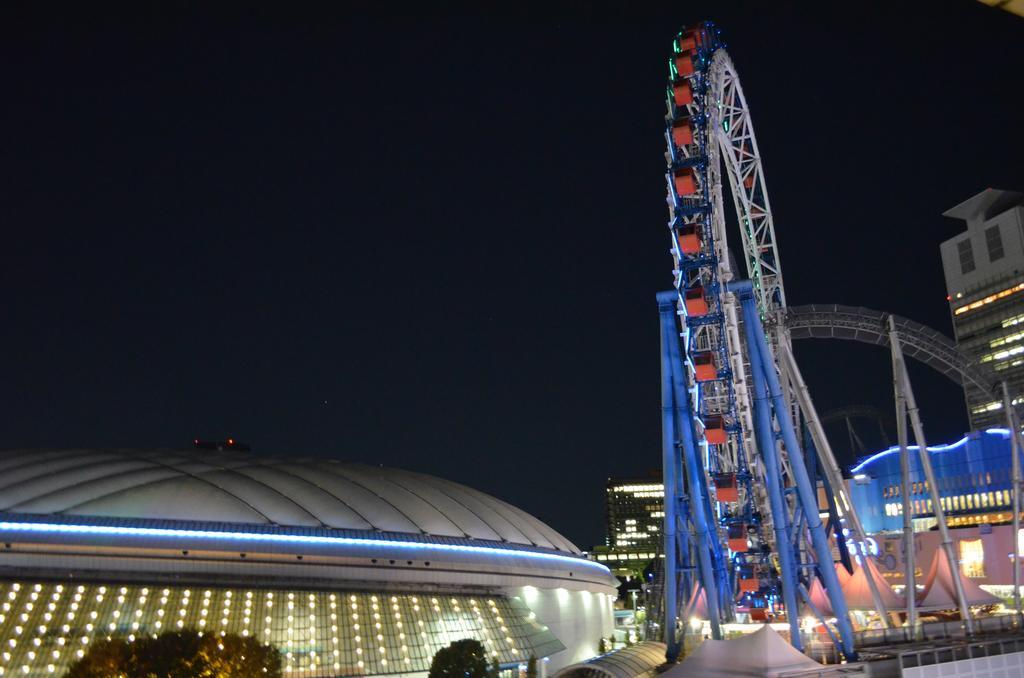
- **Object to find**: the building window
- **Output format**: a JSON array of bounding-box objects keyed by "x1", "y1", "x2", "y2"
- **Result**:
[
  {"x1": 959, "y1": 539, "x2": 985, "y2": 578},
  {"x1": 958, "y1": 238, "x2": 976, "y2": 274},
  {"x1": 986, "y1": 225, "x2": 1004, "y2": 262}
]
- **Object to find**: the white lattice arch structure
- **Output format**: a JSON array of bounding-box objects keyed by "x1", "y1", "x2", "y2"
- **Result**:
[{"x1": 785, "y1": 304, "x2": 994, "y2": 395}]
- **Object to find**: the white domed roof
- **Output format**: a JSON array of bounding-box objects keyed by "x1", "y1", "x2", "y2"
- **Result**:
[{"x1": 0, "y1": 449, "x2": 579, "y2": 554}]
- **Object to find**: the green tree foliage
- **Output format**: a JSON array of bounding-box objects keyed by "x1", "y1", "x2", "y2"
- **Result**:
[
  {"x1": 526, "y1": 654, "x2": 538, "y2": 678},
  {"x1": 428, "y1": 639, "x2": 496, "y2": 678},
  {"x1": 66, "y1": 630, "x2": 282, "y2": 677}
]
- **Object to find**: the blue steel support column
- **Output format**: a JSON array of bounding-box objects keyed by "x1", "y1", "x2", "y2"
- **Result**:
[
  {"x1": 698, "y1": 457, "x2": 730, "y2": 621},
  {"x1": 742, "y1": 332, "x2": 802, "y2": 648},
  {"x1": 658, "y1": 292, "x2": 723, "y2": 651},
  {"x1": 734, "y1": 284, "x2": 857, "y2": 660},
  {"x1": 672, "y1": 436, "x2": 691, "y2": 612},
  {"x1": 658, "y1": 292, "x2": 684, "y2": 662},
  {"x1": 808, "y1": 426, "x2": 852, "y2": 573},
  {"x1": 673, "y1": 367, "x2": 724, "y2": 642}
]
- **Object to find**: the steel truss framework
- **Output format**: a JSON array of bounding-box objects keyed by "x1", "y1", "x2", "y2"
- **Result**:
[{"x1": 785, "y1": 304, "x2": 994, "y2": 394}]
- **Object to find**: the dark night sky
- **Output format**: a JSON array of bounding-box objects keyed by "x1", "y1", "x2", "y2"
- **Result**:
[{"x1": 1, "y1": 2, "x2": 1022, "y2": 549}]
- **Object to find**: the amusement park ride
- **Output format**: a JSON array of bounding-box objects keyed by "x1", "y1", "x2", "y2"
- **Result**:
[{"x1": 655, "y1": 21, "x2": 1020, "y2": 663}]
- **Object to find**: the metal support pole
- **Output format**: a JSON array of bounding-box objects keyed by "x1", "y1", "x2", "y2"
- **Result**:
[
  {"x1": 779, "y1": 343, "x2": 889, "y2": 625},
  {"x1": 892, "y1": 343, "x2": 916, "y2": 635},
  {"x1": 658, "y1": 292, "x2": 722, "y2": 657},
  {"x1": 741, "y1": 293, "x2": 856, "y2": 660},
  {"x1": 745, "y1": 348, "x2": 802, "y2": 649},
  {"x1": 676, "y1": 380, "x2": 723, "y2": 642},
  {"x1": 1001, "y1": 381, "x2": 1022, "y2": 622},
  {"x1": 659, "y1": 294, "x2": 683, "y2": 661},
  {"x1": 888, "y1": 316, "x2": 974, "y2": 633}
]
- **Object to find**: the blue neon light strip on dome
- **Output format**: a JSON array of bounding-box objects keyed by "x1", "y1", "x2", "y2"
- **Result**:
[
  {"x1": 0, "y1": 520, "x2": 611, "y2": 574},
  {"x1": 849, "y1": 428, "x2": 1011, "y2": 474}
]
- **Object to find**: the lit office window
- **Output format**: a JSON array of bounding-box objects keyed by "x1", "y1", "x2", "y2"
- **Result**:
[{"x1": 959, "y1": 539, "x2": 985, "y2": 578}]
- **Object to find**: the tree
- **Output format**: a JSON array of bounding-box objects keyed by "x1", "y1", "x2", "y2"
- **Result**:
[
  {"x1": 598, "y1": 637, "x2": 609, "y2": 654},
  {"x1": 428, "y1": 639, "x2": 495, "y2": 678},
  {"x1": 526, "y1": 654, "x2": 538, "y2": 678},
  {"x1": 66, "y1": 630, "x2": 282, "y2": 677}
]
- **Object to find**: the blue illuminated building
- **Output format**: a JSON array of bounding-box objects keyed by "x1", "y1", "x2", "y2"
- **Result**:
[{"x1": 848, "y1": 429, "x2": 1014, "y2": 534}]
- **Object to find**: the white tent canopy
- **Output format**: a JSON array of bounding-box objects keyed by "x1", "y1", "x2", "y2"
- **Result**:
[
  {"x1": 664, "y1": 625, "x2": 822, "y2": 678},
  {"x1": 835, "y1": 561, "x2": 852, "y2": 588},
  {"x1": 807, "y1": 577, "x2": 833, "y2": 617},
  {"x1": 683, "y1": 582, "x2": 708, "y2": 620},
  {"x1": 842, "y1": 557, "x2": 905, "y2": 611},
  {"x1": 917, "y1": 551, "x2": 1001, "y2": 611}
]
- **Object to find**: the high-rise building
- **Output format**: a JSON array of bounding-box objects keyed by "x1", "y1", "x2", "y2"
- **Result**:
[
  {"x1": 590, "y1": 475, "x2": 664, "y2": 574},
  {"x1": 940, "y1": 188, "x2": 1024, "y2": 430}
]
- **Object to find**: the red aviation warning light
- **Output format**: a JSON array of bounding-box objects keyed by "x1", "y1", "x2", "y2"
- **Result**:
[{"x1": 193, "y1": 439, "x2": 250, "y2": 452}]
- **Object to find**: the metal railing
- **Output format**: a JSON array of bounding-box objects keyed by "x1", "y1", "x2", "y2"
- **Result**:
[
  {"x1": 898, "y1": 634, "x2": 1024, "y2": 670},
  {"x1": 777, "y1": 663, "x2": 871, "y2": 677},
  {"x1": 790, "y1": 614, "x2": 1024, "y2": 671},
  {"x1": 854, "y1": 613, "x2": 1022, "y2": 647}
]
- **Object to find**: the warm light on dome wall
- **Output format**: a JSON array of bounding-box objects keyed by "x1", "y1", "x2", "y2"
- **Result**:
[{"x1": 0, "y1": 581, "x2": 561, "y2": 677}]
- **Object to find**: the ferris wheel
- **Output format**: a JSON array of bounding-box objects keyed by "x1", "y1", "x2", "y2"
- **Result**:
[
  {"x1": 665, "y1": 23, "x2": 785, "y2": 495},
  {"x1": 659, "y1": 22, "x2": 864, "y2": 662}
]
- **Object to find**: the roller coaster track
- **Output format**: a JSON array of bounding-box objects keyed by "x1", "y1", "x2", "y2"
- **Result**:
[{"x1": 784, "y1": 304, "x2": 994, "y2": 395}]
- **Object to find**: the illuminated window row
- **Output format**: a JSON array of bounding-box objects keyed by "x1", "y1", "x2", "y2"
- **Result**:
[
  {"x1": 593, "y1": 552, "x2": 657, "y2": 562},
  {"x1": 1002, "y1": 313, "x2": 1024, "y2": 329},
  {"x1": 948, "y1": 512, "x2": 1012, "y2": 528},
  {"x1": 989, "y1": 329, "x2": 1024, "y2": 349},
  {"x1": 953, "y1": 282, "x2": 1024, "y2": 316},
  {"x1": 992, "y1": 359, "x2": 1024, "y2": 372},
  {"x1": 979, "y1": 344, "x2": 1024, "y2": 363},
  {"x1": 610, "y1": 491, "x2": 664, "y2": 499},
  {"x1": 970, "y1": 396, "x2": 1024, "y2": 415},
  {"x1": 609, "y1": 484, "x2": 662, "y2": 493},
  {"x1": 882, "y1": 472, "x2": 998, "y2": 498},
  {"x1": 884, "y1": 490, "x2": 1012, "y2": 517},
  {"x1": 0, "y1": 581, "x2": 557, "y2": 677}
]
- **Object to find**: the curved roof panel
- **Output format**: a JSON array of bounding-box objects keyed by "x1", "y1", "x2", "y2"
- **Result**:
[{"x1": 0, "y1": 448, "x2": 580, "y2": 553}]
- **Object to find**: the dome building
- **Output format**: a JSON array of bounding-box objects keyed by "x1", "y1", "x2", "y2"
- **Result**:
[{"x1": 0, "y1": 448, "x2": 616, "y2": 677}]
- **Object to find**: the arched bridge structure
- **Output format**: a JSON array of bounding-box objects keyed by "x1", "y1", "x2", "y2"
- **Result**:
[{"x1": 784, "y1": 304, "x2": 994, "y2": 396}]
